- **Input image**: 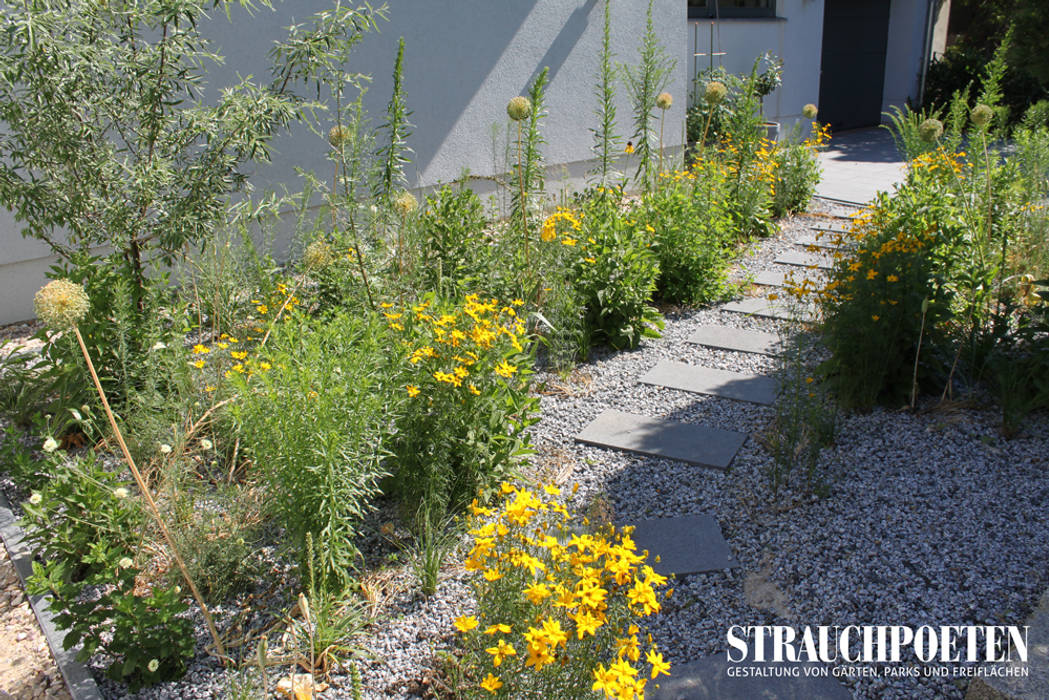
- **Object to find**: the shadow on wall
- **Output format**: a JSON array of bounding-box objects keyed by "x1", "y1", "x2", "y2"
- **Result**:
[{"x1": 208, "y1": 0, "x2": 589, "y2": 192}]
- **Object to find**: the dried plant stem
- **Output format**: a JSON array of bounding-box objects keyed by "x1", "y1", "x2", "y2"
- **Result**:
[{"x1": 72, "y1": 326, "x2": 227, "y2": 661}]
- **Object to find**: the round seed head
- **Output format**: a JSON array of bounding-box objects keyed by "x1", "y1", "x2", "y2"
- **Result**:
[
  {"x1": 34, "y1": 279, "x2": 89, "y2": 331},
  {"x1": 303, "y1": 240, "x2": 334, "y2": 270},
  {"x1": 802, "y1": 103, "x2": 819, "y2": 120},
  {"x1": 655, "y1": 92, "x2": 673, "y2": 110},
  {"x1": 918, "y1": 118, "x2": 944, "y2": 143},
  {"x1": 506, "y1": 96, "x2": 532, "y2": 121},
  {"x1": 393, "y1": 190, "x2": 418, "y2": 217},
  {"x1": 704, "y1": 81, "x2": 728, "y2": 105},
  {"x1": 971, "y1": 104, "x2": 993, "y2": 127},
  {"x1": 328, "y1": 125, "x2": 349, "y2": 148}
]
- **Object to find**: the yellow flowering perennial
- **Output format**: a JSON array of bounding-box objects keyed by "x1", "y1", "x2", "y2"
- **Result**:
[{"x1": 456, "y1": 483, "x2": 671, "y2": 699}]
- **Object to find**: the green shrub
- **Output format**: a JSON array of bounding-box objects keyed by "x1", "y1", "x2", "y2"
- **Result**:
[
  {"x1": 230, "y1": 311, "x2": 393, "y2": 588},
  {"x1": 642, "y1": 161, "x2": 734, "y2": 305},
  {"x1": 22, "y1": 453, "x2": 194, "y2": 690},
  {"x1": 564, "y1": 190, "x2": 663, "y2": 351},
  {"x1": 384, "y1": 293, "x2": 538, "y2": 514}
]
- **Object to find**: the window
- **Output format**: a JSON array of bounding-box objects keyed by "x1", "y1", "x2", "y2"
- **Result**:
[{"x1": 688, "y1": 0, "x2": 776, "y2": 19}]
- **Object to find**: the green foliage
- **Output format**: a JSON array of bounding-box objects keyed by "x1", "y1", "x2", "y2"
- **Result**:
[
  {"x1": 640, "y1": 161, "x2": 734, "y2": 306},
  {"x1": 230, "y1": 311, "x2": 393, "y2": 587},
  {"x1": 413, "y1": 184, "x2": 490, "y2": 293},
  {"x1": 384, "y1": 293, "x2": 538, "y2": 514},
  {"x1": 589, "y1": 0, "x2": 621, "y2": 186},
  {"x1": 375, "y1": 37, "x2": 413, "y2": 204},
  {"x1": 22, "y1": 453, "x2": 194, "y2": 690},
  {"x1": 620, "y1": 0, "x2": 675, "y2": 192},
  {"x1": 569, "y1": 192, "x2": 663, "y2": 351}
]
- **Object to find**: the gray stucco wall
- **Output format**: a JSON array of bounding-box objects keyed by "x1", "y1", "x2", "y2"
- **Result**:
[{"x1": 0, "y1": 0, "x2": 687, "y2": 324}]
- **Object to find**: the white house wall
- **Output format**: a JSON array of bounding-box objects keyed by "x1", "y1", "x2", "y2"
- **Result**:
[
  {"x1": 687, "y1": 0, "x2": 825, "y2": 137},
  {"x1": 882, "y1": 0, "x2": 930, "y2": 117},
  {"x1": 0, "y1": 0, "x2": 687, "y2": 325}
]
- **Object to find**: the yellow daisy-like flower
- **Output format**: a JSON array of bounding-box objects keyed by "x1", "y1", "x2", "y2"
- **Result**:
[
  {"x1": 454, "y1": 616, "x2": 479, "y2": 633},
  {"x1": 480, "y1": 674, "x2": 502, "y2": 694}
]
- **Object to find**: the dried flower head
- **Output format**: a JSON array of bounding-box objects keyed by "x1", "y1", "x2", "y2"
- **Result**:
[
  {"x1": 918, "y1": 118, "x2": 944, "y2": 143},
  {"x1": 971, "y1": 104, "x2": 993, "y2": 128},
  {"x1": 328, "y1": 125, "x2": 349, "y2": 148},
  {"x1": 393, "y1": 190, "x2": 418, "y2": 217},
  {"x1": 303, "y1": 240, "x2": 334, "y2": 269},
  {"x1": 802, "y1": 103, "x2": 818, "y2": 120},
  {"x1": 506, "y1": 96, "x2": 532, "y2": 121},
  {"x1": 704, "y1": 81, "x2": 727, "y2": 105},
  {"x1": 655, "y1": 92, "x2": 673, "y2": 110},
  {"x1": 34, "y1": 279, "x2": 89, "y2": 331}
]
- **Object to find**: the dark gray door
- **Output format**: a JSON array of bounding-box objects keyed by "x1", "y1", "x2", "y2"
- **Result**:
[{"x1": 818, "y1": 0, "x2": 892, "y2": 130}]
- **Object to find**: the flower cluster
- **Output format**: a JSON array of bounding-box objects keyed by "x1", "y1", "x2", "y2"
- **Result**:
[{"x1": 455, "y1": 482, "x2": 672, "y2": 699}]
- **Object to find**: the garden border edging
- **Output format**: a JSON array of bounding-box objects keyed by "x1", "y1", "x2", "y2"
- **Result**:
[{"x1": 0, "y1": 488, "x2": 103, "y2": 700}]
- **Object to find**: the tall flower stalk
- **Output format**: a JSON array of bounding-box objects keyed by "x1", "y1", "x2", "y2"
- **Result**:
[{"x1": 34, "y1": 280, "x2": 226, "y2": 661}]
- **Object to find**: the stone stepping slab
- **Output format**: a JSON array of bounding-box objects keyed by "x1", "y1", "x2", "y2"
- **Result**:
[
  {"x1": 575, "y1": 409, "x2": 746, "y2": 470},
  {"x1": 624, "y1": 515, "x2": 737, "y2": 577},
  {"x1": 648, "y1": 655, "x2": 850, "y2": 700},
  {"x1": 686, "y1": 325, "x2": 783, "y2": 356},
  {"x1": 721, "y1": 297, "x2": 815, "y2": 323},
  {"x1": 795, "y1": 234, "x2": 846, "y2": 250},
  {"x1": 773, "y1": 250, "x2": 835, "y2": 270},
  {"x1": 639, "y1": 360, "x2": 778, "y2": 405}
]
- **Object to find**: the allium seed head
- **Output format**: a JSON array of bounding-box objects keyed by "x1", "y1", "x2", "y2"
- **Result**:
[
  {"x1": 655, "y1": 92, "x2": 673, "y2": 110},
  {"x1": 506, "y1": 96, "x2": 532, "y2": 121},
  {"x1": 34, "y1": 279, "x2": 89, "y2": 331},
  {"x1": 393, "y1": 190, "x2": 418, "y2": 217},
  {"x1": 704, "y1": 81, "x2": 728, "y2": 105},
  {"x1": 303, "y1": 240, "x2": 334, "y2": 270},
  {"x1": 918, "y1": 118, "x2": 944, "y2": 143},
  {"x1": 971, "y1": 104, "x2": 993, "y2": 127},
  {"x1": 328, "y1": 125, "x2": 349, "y2": 148},
  {"x1": 802, "y1": 103, "x2": 819, "y2": 120}
]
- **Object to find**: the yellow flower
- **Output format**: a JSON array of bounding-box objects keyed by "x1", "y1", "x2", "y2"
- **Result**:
[
  {"x1": 454, "y1": 615, "x2": 479, "y2": 633},
  {"x1": 485, "y1": 639, "x2": 517, "y2": 667},
  {"x1": 480, "y1": 674, "x2": 502, "y2": 694},
  {"x1": 494, "y1": 360, "x2": 517, "y2": 378},
  {"x1": 484, "y1": 624, "x2": 512, "y2": 635},
  {"x1": 646, "y1": 648, "x2": 671, "y2": 678}
]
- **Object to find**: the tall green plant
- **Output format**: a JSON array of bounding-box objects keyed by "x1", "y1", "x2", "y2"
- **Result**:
[
  {"x1": 590, "y1": 0, "x2": 621, "y2": 185},
  {"x1": 375, "y1": 37, "x2": 413, "y2": 203},
  {"x1": 620, "y1": 0, "x2": 675, "y2": 191}
]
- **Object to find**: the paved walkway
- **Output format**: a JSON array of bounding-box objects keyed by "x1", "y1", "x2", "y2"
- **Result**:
[{"x1": 816, "y1": 127, "x2": 906, "y2": 205}]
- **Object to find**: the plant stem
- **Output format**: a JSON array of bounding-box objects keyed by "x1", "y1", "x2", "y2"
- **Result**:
[{"x1": 72, "y1": 327, "x2": 227, "y2": 661}]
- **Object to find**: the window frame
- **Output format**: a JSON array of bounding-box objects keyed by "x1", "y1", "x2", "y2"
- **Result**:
[{"x1": 687, "y1": 0, "x2": 777, "y2": 20}]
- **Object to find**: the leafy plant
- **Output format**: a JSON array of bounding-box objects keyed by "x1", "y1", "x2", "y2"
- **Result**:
[
  {"x1": 452, "y1": 483, "x2": 672, "y2": 699},
  {"x1": 620, "y1": 0, "x2": 675, "y2": 192}
]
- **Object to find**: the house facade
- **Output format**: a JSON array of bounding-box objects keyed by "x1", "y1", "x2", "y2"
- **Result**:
[{"x1": 0, "y1": 0, "x2": 943, "y2": 324}]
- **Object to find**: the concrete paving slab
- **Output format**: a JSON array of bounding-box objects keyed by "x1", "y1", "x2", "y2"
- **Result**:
[
  {"x1": 575, "y1": 410, "x2": 746, "y2": 470},
  {"x1": 721, "y1": 297, "x2": 814, "y2": 322},
  {"x1": 686, "y1": 325, "x2": 783, "y2": 356},
  {"x1": 773, "y1": 250, "x2": 835, "y2": 270},
  {"x1": 624, "y1": 515, "x2": 737, "y2": 577},
  {"x1": 648, "y1": 655, "x2": 851, "y2": 700},
  {"x1": 639, "y1": 360, "x2": 778, "y2": 405}
]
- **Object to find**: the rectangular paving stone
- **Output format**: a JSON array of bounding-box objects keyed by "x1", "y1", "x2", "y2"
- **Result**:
[
  {"x1": 575, "y1": 409, "x2": 746, "y2": 470},
  {"x1": 686, "y1": 325, "x2": 783, "y2": 356},
  {"x1": 795, "y1": 234, "x2": 845, "y2": 250},
  {"x1": 639, "y1": 360, "x2": 778, "y2": 405},
  {"x1": 625, "y1": 515, "x2": 737, "y2": 577},
  {"x1": 648, "y1": 655, "x2": 851, "y2": 700},
  {"x1": 721, "y1": 297, "x2": 814, "y2": 322},
  {"x1": 773, "y1": 249, "x2": 835, "y2": 270}
]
